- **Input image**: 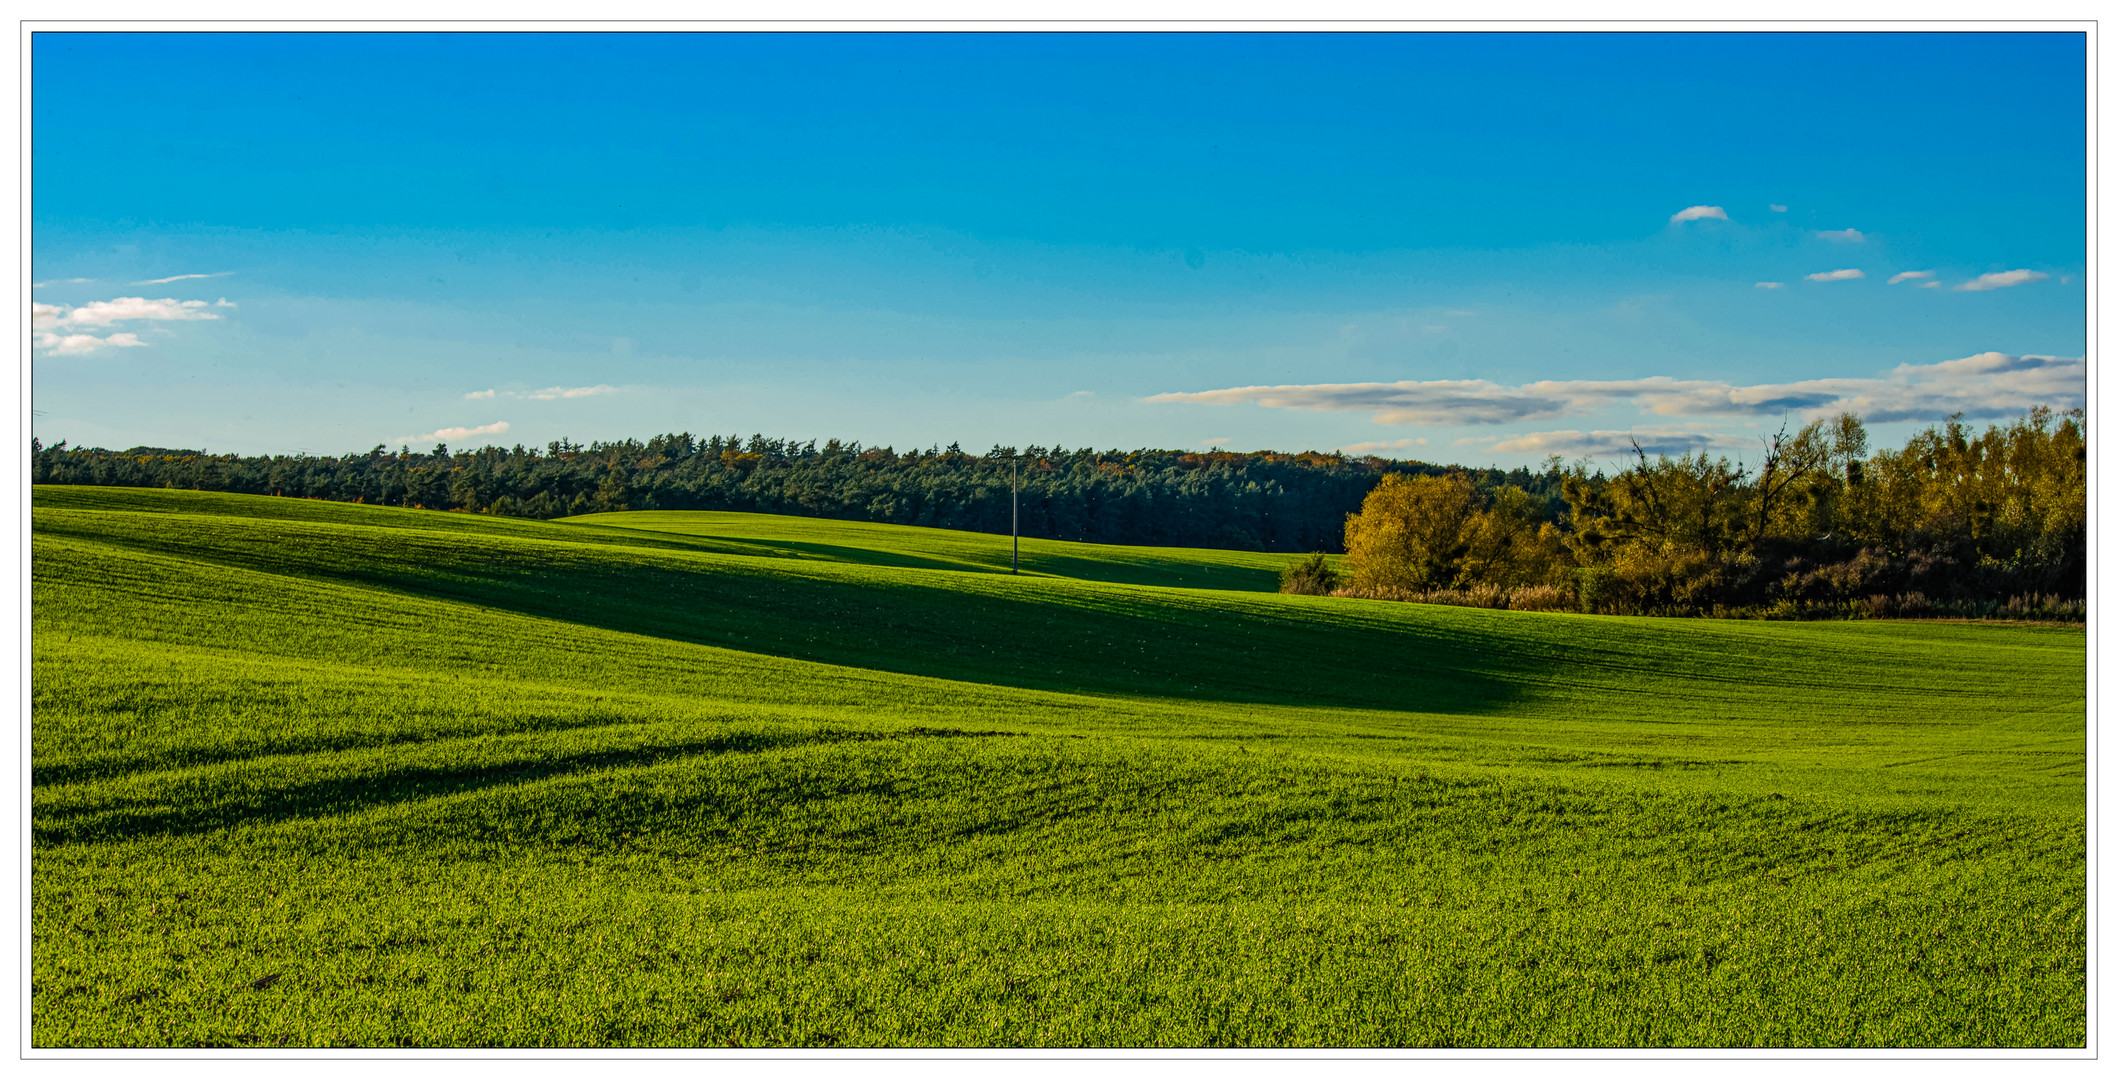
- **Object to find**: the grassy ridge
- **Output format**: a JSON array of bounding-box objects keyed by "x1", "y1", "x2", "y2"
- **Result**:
[{"x1": 31, "y1": 487, "x2": 2086, "y2": 1046}]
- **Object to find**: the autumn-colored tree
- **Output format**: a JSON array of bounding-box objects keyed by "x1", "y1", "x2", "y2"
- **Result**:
[
  {"x1": 1459, "y1": 484, "x2": 1570, "y2": 590},
  {"x1": 1341, "y1": 473, "x2": 1482, "y2": 591},
  {"x1": 1342, "y1": 473, "x2": 1568, "y2": 593}
]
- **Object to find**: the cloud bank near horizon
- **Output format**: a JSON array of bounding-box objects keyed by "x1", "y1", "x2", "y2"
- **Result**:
[
  {"x1": 398, "y1": 420, "x2": 512, "y2": 446},
  {"x1": 1481, "y1": 426, "x2": 1744, "y2": 458},
  {"x1": 1144, "y1": 352, "x2": 2085, "y2": 430}
]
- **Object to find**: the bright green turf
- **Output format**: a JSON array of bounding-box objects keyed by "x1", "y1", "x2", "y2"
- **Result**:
[{"x1": 31, "y1": 486, "x2": 2086, "y2": 1047}]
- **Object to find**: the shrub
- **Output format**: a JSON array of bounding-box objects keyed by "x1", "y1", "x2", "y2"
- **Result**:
[{"x1": 1280, "y1": 553, "x2": 1341, "y2": 596}]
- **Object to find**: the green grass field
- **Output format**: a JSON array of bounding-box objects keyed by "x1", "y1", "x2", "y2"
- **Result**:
[{"x1": 31, "y1": 486, "x2": 2086, "y2": 1047}]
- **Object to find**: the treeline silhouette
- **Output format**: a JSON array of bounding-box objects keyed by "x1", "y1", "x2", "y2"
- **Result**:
[{"x1": 29, "y1": 433, "x2": 1561, "y2": 553}]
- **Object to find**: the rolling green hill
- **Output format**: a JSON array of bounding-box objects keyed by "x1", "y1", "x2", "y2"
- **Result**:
[{"x1": 31, "y1": 486, "x2": 2086, "y2": 1047}]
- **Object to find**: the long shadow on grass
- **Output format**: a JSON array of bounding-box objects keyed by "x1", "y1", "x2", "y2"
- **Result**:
[
  {"x1": 688, "y1": 532, "x2": 1284, "y2": 592},
  {"x1": 671, "y1": 533, "x2": 1006, "y2": 575},
  {"x1": 33, "y1": 726, "x2": 1026, "y2": 845},
  {"x1": 39, "y1": 509, "x2": 1544, "y2": 717}
]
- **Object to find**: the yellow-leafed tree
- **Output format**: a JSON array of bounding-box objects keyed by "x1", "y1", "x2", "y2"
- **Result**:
[
  {"x1": 1342, "y1": 474, "x2": 1567, "y2": 593},
  {"x1": 1342, "y1": 474, "x2": 1480, "y2": 592}
]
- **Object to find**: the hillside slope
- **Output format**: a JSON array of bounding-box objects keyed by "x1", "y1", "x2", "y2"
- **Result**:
[{"x1": 31, "y1": 487, "x2": 2086, "y2": 1047}]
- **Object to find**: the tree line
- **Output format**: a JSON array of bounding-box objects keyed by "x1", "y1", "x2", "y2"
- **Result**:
[
  {"x1": 28, "y1": 432, "x2": 1559, "y2": 554},
  {"x1": 1321, "y1": 407, "x2": 2085, "y2": 620},
  {"x1": 32, "y1": 407, "x2": 2083, "y2": 618}
]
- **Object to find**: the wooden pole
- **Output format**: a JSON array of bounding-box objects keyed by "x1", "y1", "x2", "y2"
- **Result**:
[{"x1": 1012, "y1": 459, "x2": 1020, "y2": 574}]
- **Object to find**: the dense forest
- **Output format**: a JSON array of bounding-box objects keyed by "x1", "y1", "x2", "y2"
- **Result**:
[
  {"x1": 28, "y1": 433, "x2": 1541, "y2": 553},
  {"x1": 30, "y1": 407, "x2": 2084, "y2": 619}
]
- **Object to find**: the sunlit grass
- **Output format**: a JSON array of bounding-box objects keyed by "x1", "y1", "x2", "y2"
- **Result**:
[{"x1": 31, "y1": 487, "x2": 2086, "y2": 1047}]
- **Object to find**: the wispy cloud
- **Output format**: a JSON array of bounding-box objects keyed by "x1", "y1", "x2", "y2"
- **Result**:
[
  {"x1": 1818, "y1": 228, "x2": 1866, "y2": 243},
  {"x1": 31, "y1": 277, "x2": 95, "y2": 287},
  {"x1": 1153, "y1": 379, "x2": 1571, "y2": 426},
  {"x1": 35, "y1": 331, "x2": 148, "y2": 355},
  {"x1": 1754, "y1": 282, "x2": 1784, "y2": 290},
  {"x1": 1486, "y1": 427, "x2": 1744, "y2": 457},
  {"x1": 1768, "y1": 204, "x2": 1788, "y2": 213},
  {"x1": 131, "y1": 271, "x2": 235, "y2": 285},
  {"x1": 1145, "y1": 352, "x2": 2084, "y2": 429},
  {"x1": 1805, "y1": 268, "x2": 1865, "y2": 282},
  {"x1": 469, "y1": 384, "x2": 619, "y2": 402},
  {"x1": 1339, "y1": 437, "x2": 1428, "y2": 455},
  {"x1": 1669, "y1": 205, "x2": 1728, "y2": 224},
  {"x1": 400, "y1": 421, "x2": 512, "y2": 445},
  {"x1": 1955, "y1": 269, "x2": 2049, "y2": 292},
  {"x1": 1887, "y1": 270, "x2": 1935, "y2": 285},
  {"x1": 1919, "y1": 280, "x2": 1943, "y2": 289},
  {"x1": 520, "y1": 384, "x2": 617, "y2": 401}
]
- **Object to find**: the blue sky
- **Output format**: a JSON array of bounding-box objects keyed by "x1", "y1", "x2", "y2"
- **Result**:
[{"x1": 31, "y1": 32, "x2": 2087, "y2": 467}]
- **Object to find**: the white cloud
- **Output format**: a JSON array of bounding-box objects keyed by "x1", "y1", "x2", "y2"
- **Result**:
[
  {"x1": 35, "y1": 331, "x2": 149, "y2": 355},
  {"x1": 1146, "y1": 352, "x2": 2084, "y2": 429},
  {"x1": 1920, "y1": 281, "x2": 1943, "y2": 289},
  {"x1": 467, "y1": 384, "x2": 621, "y2": 402},
  {"x1": 50, "y1": 296, "x2": 223, "y2": 327},
  {"x1": 1955, "y1": 269, "x2": 2049, "y2": 292},
  {"x1": 1887, "y1": 270, "x2": 1935, "y2": 285},
  {"x1": 1769, "y1": 204, "x2": 1788, "y2": 213},
  {"x1": 1065, "y1": 390, "x2": 1096, "y2": 399},
  {"x1": 32, "y1": 277, "x2": 94, "y2": 287},
  {"x1": 214, "y1": 298, "x2": 237, "y2": 308},
  {"x1": 132, "y1": 271, "x2": 234, "y2": 285},
  {"x1": 1754, "y1": 282, "x2": 1784, "y2": 290},
  {"x1": 400, "y1": 421, "x2": 512, "y2": 445},
  {"x1": 1339, "y1": 437, "x2": 1429, "y2": 455},
  {"x1": 1150, "y1": 379, "x2": 1573, "y2": 426},
  {"x1": 1488, "y1": 427, "x2": 1744, "y2": 457},
  {"x1": 520, "y1": 384, "x2": 617, "y2": 401},
  {"x1": 32, "y1": 295, "x2": 231, "y2": 354},
  {"x1": 1669, "y1": 205, "x2": 1728, "y2": 224},
  {"x1": 1805, "y1": 268, "x2": 1865, "y2": 282},
  {"x1": 1818, "y1": 228, "x2": 1866, "y2": 243}
]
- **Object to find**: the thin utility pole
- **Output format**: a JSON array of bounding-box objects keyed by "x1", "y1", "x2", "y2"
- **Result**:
[{"x1": 1011, "y1": 457, "x2": 1020, "y2": 574}]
